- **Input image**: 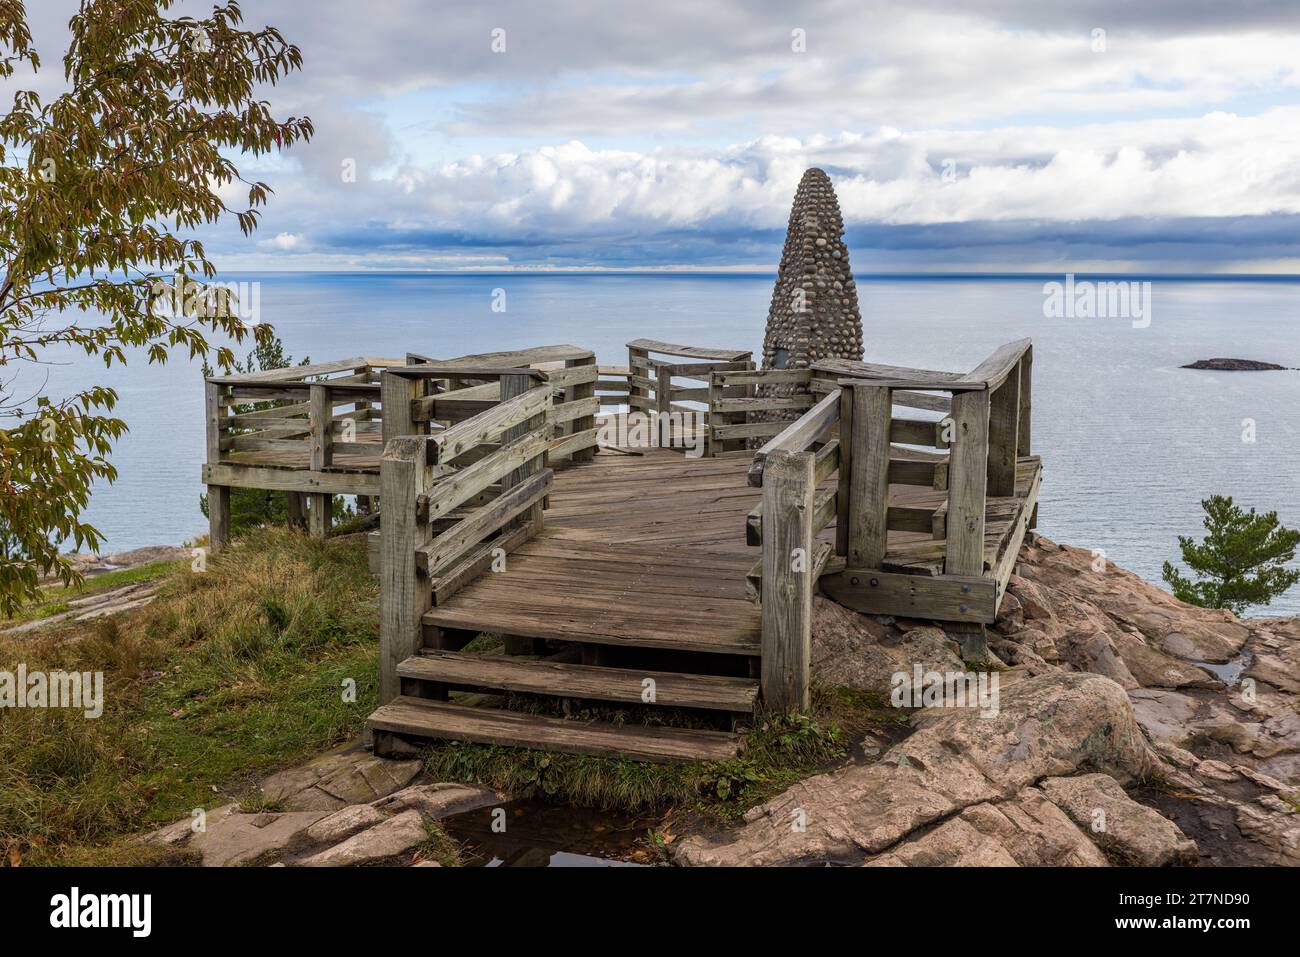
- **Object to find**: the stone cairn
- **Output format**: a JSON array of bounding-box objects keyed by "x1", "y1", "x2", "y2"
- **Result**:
[{"x1": 756, "y1": 168, "x2": 863, "y2": 430}]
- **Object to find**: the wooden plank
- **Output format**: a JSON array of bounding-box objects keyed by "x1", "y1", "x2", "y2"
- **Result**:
[
  {"x1": 204, "y1": 381, "x2": 231, "y2": 550},
  {"x1": 549, "y1": 427, "x2": 599, "y2": 460},
  {"x1": 552, "y1": 395, "x2": 600, "y2": 425},
  {"x1": 309, "y1": 384, "x2": 332, "y2": 469},
  {"x1": 711, "y1": 395, "x2": 814, "y2": 414},
  {"x1": 961, "y1": 338, "x2": 1032, "y2": 391},
  {"x1": 819, "y1": 568, "x2": 997, "y2": 624},
  {"x1": 760, "y1": 450, "x2": 815, "y2": 712},
  {"x1": 891, "y1": 417, "x2": 947, "y2": 449},
  {"x1": 626, "y1": 337, "x2": 751, "y2": 362},
  {"x1": 835, "y1": 385, "x2": 853, "y2": 557},
  {"x1": 200, "y1": 463, "x2": 380, "y2": 496},
  {"x1": 945, "y1": 389, "x2": 991, "y2": 576},
  {"x1": 986, "y1": 371, "x2": 1020, "y2": 497},
  {"x1": 417, "y1": 469, "x2": 553, "y2": 574},
  {"x1": 847, "y1": 384, "x2": 892, "y2": 568},
  {"x1": 367, "y1": 697, "x2": 740, "y2": 763},
  {"x1": 429, "y1": 522, "x2": 534, "y2": 606},
  {"x1": 430, "y1": 384, "x2": 550, "y2": 463},
  {"x1": 748, "y1": 390, "x2": 841, "y2": 486},
  {"x1": 386, "y1": 365, "x2": 547, "y2": 382},
  {"x1": 1017, "y1": 345, "x2": 1032, "y2": 455},
  {"x1": 813, "y1": 357, "x2": 968, "y2": 384},
  {"x1": 399, "y1": 651, "x2": 759, "y2": 712},
  {"x1": 714, "y1": 369, "x2": 811, "y2": 388},
  {"x1": 421, "y1": 426, "x2": 550, "y2": 520},
  {"x1": 993, "y1": 462, "x2": 1041, "y2": 601},
  {"x1": 308, "y1": 492, "x2": 331, "y2": 538},
  {"x1": 379, "y1": 436, "x2": 430, "y2": 704},
  {"x1": 893, "y1": 391, "x2": 951, "y2": 413},
  {"x1": 710, "y1": 419, "x2": 788, "y2": 441},
  {"x1": 381, "y1": 370, "x2": 419, "y2": 445},
  {"x1": 419, "y1": 344, "x2": 593, "y2": 369}
]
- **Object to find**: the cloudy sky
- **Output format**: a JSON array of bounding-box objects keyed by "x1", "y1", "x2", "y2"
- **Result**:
[{"x1": 18, "y1": 1, "x2": 1300, "y2": 271}]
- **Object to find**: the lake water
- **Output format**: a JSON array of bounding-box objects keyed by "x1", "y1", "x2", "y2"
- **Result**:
[{"x1": 28, "y1": 273, "x2": 1300, "y2": 616}]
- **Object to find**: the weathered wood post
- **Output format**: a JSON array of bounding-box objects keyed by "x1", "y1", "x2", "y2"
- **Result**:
[
  {"x1": 946, "y1": 388, "x2": 991, "y2": 659},
  {"x1": 500, "y1": 373, "x2": 545, "y2": 534},
  {"x1": 656, "y1": 362, "x2": 673, "y2": 449},
  {"x1": 628, "y1": 343, "x2": 649, "y2": 417},
  {"x1": 1018, "y1": 345, "x2": 1035, "y2": 528},
  {"x1": 204, "y1": 380, "x2": 231, "y2": 550},
  {"x1": 355, "y1": 364, "x2": 374, "y2": 514},
  {"x1": 308, "y1": 383, "x2": 334, "y2": 538},
  {"x1": 986, "y1": 373, "x2": 1020, "y2": 497},
  {"x1": 567, "y1": 355, "x2": 597, "y2": 463},
  {"x1": 379, "y1": 435, "x2": 429, "y2": 705},
  {"x1": 760, "y1": 449, "x2": 816, "y2": 711},
  {"x1": 843, "y1": 381, "x2": 892, "y2": 569}
]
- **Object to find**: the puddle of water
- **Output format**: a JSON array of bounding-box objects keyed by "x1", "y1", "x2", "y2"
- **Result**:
[
  {"x1": 1190, "y1": 651, "x2": 1254, "y2": 687},
  {"x1": 440, "y1": 800, "x2": 661, "y2": 867}
]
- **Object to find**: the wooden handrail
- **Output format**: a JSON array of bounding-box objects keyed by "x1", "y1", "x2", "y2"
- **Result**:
[
  {"x1": 747, "y1": 390, "x2": 841, "y2": 486},
  {"x1": 626, "y1": 337, "x2": 751, "y2": 362},
  {"x1": 959, "y1": 338, "x2": 1032, "y2": 391}
]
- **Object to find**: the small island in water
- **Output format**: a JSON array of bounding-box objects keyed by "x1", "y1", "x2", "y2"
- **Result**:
[{"x1": 1182, "y1": 357, "x2": 1293, "y2": 371}]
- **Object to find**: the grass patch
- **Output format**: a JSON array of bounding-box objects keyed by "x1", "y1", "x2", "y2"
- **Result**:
[
  {"x1": 423, "y1": 685, "x2": 905, "y2": 820},
  {"x1": 2, "y1": 561, "x2": 182, "y2": 626},
  {"x1": 0, "y1": 528, "x2": 378, "y2": 865}
]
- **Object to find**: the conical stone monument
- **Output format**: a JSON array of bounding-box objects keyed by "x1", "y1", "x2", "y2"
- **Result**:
[{"x1": 761, "y1": 168, "x2": 863, "y2": 385}]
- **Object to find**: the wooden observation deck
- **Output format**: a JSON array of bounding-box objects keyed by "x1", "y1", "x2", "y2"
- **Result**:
[{"x1": 202, "y1": 338, "x2": 1040, "y2": 762}]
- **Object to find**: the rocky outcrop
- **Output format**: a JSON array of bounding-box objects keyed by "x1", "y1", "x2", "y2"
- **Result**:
[
  {"x1": 1181, "y1": 358, "x2": 1291, "y2": 371},
  {"x1": 136, "y1": 744, "x2": 505, "y2": 867},
  {"x1": 674, "y1": 672, "x2": 1159, "y2": 866},
  {"x1": 678, "y1": 531, "x2": 1300, "y2": 867}
]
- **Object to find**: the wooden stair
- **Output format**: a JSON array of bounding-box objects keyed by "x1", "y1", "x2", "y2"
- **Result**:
[
  {"x1": 399, "y1": 650, "x2": 758, "y2": 712},
  {"x1": 369, "y1": 695, "x2": 744, "y2": 764}
]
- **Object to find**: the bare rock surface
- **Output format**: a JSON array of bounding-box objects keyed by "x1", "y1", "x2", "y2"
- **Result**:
[
  {"x1": 261, "y1": 744, "x2": 421, "y2": 811},
  {"x1": 674, "y1": 671, "x2": 1156, "y2": 866},
  {"x1": 298, "y1": 809, "x2": 429, "y2": 867},
  {"x1": 1039, "y1": 773, "x2": 1198, "y2": 865},
  {"x1": 679, "y1": 531, "x2": 1299, "y2": 867},
  {"x1": 190, "y1": 810, "x2": 328, "y2": 867},
  {"x1": 133, "y1": 742, "x2": 505, "y2": 867}
]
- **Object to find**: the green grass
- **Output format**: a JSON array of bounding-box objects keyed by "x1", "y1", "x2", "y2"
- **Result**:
[
  {"x1": 0, "y1": 528, "x2": 378, "y2": 865},
  {"x1": 422, "y1": 685, "x2": 905, "y2": 820},
  {"x1": 2, "y1": 561, "x2": 182, "y2": 626}
]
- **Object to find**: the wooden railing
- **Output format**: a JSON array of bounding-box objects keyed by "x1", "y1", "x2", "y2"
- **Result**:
[
  {"x1": 378, "y1": 366, "x2": 554, "y2": 704},
  {"x1": 706, "y1": 367, "x2": 815, "y2": 455},
  {"x1": 204, "y1": 356, "x2": 404, "y2": 543},
  {"x1": 398, "y1": 345, "x2": 597, "y2": 464},
  {"x1": 626, "y1": 338, "x2": 753, "y2": 452},
  {"x1": 747, "y1": 339, "x2": 1035, "y2": 708}
]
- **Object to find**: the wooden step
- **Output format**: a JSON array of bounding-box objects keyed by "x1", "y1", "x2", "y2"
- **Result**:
[
  {"x1": 421, "y1": 604, "x2": 760, "y2": 656},
  {"x1": 399, "y1": 651, "x2": 759, "y2": 712},
  {"x1": 367, "y1": 696, "x2": 742, "y2": 763}
]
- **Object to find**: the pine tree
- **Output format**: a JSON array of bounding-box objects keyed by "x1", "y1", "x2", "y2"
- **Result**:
[{"x1": 1162, "y1": 495, "x2": 1300, "y2": 615}]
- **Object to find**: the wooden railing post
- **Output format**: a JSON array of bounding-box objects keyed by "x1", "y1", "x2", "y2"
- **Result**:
[
  {"x1": 501, "y1": 373, "x2": 546, "y2": 533},
  {"x1": 204, "y1": 380, "x2": 231, "y2": 550},
  {"x1": 986, "y1": 373, "x2": 1020, "y2": 497},
  {"x1": 844, "y1": 382, "x2": 892, "y2": 568},
  {"x1": 1018, "y1": 345, "x2": 1036, "y2": 528},
  {"x1": 308, "y1": 383, "x2": 334, "y2": 537},
  {"x1": 379, "y1": 435, "x2": 429, "y2": 705},
  {"x1": 567, "y1": 355, "x2": 597, "y2": 463},
  {"x1": 628, "y1": 344, "x2": 649, "y2": 414},
  {"x1": 655, "y1": 363, "x2": 673, "y2": 448},
  {"x1": 945, "y1": 389, "x2": 990, "y2": 577},
  {"x1": 1016, "y1": 344, "x2": 1032, "y2": 455},
  {"x1": 761, "y1": 449, "x2": 815, "y2": 712}
]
